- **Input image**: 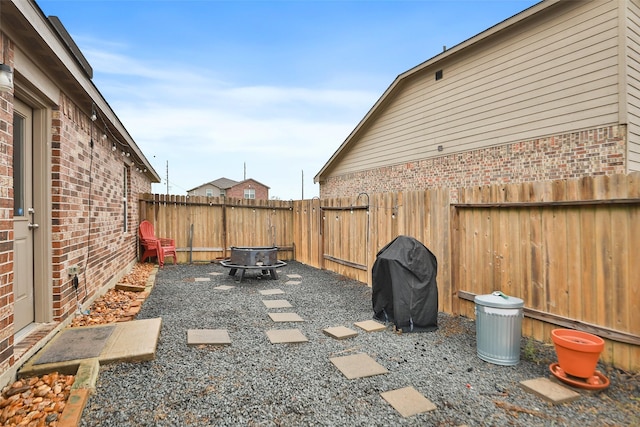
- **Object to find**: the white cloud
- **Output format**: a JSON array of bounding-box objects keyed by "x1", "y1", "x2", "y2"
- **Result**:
[{"x1": 83, "y1": 42, "x2": 377, "y2": 199}]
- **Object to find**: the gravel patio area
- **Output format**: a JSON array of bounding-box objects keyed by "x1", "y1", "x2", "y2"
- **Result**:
[{"x1": 80, "y1": 261, "x2": 638, "y2": 426}]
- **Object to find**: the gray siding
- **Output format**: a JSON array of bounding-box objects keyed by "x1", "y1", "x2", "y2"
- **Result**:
[
  {"x1": 628, "y1": 0, "x2": 640, "y2": 171},
  {"x1": 330, "y1": 0, "x2": 621, "y2": 177}
]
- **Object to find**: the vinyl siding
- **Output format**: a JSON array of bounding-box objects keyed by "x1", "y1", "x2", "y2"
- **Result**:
[
  {"x1": 329, "y1": 0, "x2": 622, "y2": 177},
  {"x1": 628, "y1": 0, "x2": 640, "y2": 171}
]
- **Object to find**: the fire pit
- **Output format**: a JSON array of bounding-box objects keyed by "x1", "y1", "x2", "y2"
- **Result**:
[{"x1": 220, "y1": 246, "x2": 286, "y2": 282}]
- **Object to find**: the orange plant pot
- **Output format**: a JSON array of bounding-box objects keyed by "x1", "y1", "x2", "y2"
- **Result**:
[{"x1": 551, "y1": 329, "x2": 604, "y2": 378}]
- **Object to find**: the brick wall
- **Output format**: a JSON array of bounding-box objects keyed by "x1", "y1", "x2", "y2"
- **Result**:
[
  {"x1": 52, "y1": 94, "x2": 151, "y2": 321},
  {"x1": 226, "y1": 180, "x2": 269, "y2": 200},
  {"x1": 0, "y1": 90, "x2": 13, "y2": 375},
  {"x1": 0, "y1": 32, "x2": 14, "y2": 375},
  {"x1": 320, "y1": 125, "x2": 627, "y2": 198}
]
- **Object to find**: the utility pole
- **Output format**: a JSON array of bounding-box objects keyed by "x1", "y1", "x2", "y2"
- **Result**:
[
  {"x1": 244, "y1": 162, "x2": 246, "y2": 180},
  {"x1": 301, "y1": 169, "x2": 304, "y2": 200},
  {"x1": 166, "y1": 160, "x2": 169, "y2": 194}
]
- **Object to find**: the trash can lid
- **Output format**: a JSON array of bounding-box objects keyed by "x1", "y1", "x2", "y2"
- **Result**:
[{"x1": 474, "y1": 291, "x2": 524, "y2": 308}]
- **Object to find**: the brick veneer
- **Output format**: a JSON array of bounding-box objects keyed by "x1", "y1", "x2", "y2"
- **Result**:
[
  {"x1": 320, "y1": 125, "x2": 627, "y2": 198},
  {"x1": 0, "y1": 86, "x2": 13, "y2": 375},
  {"x1": 226, "y1": 179, "x2": 269, "y2": 200},
  {"x1": 51, "y1": 94, "x2": 151, "y2": 321}
]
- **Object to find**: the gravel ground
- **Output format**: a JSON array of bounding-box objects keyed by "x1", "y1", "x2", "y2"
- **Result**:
[{"x1": 81, "y1": 262, "x2": 639, "y2": 426}]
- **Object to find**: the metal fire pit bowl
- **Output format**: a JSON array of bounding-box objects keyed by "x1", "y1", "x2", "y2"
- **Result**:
[{"x1": 220, "y1": 246, "x2": 286, "y2": 282}]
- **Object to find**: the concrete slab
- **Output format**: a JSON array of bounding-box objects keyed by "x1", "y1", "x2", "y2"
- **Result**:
[
  {"x1": 262, "y1": 299, "x2": 292, "y2": 308},
  {"x1": 266, "y1": 329, "x2": 308, "y2": 344},
  {"x1": 323, "y1": 326, "x2": 358, "y2": 340},
  {"x1": 100, "y1": 317, "x2": 162, "y2": 364},
  {"x1": 285, "y1": 281, "x2": 302, "y2": 285},
  {"x1": 329, "y1": 353, "x2": 388, "y2": 379},
  {"x1": 381, "y1": 386, "x2": 437, "y2": 417},
  {"x1": 268, "y1": 313, "x2": 304, "y2": 322},
  {"x1": 287, "y1": 274, "x2": 302, "y2": 279},
  {"x1": 19, "y1": 318, "x2": 162, "y2": 378},
  {"x1": 354, "y1": 320, "x2": 386, "y2": 332},
  {"x1": 259, "y1": 289, "x2": 285, "y2": 296},
  {"x1": 214, "y1": 285, "x2": 235, "y2": 290},
  {"x1": 194, "y1": 277, "x2": 211, "y2": 282},
  {"x1": 520, "y1": 378, "x2": 581, "y2": 404},
  {"x1": 187, "y1": 329, "x2": 231, "y2": 346}
]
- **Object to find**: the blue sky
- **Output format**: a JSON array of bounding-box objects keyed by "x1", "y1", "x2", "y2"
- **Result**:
[{"x1": 37, "y1": 0, "x2": 540, "y2": 199}]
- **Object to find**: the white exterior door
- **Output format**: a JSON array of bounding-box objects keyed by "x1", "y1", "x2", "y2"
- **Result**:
[{"x1": 13, "y1": 98, "x2": 35, "y2": 332}]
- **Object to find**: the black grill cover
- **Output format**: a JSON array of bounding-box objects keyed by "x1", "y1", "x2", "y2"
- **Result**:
[{"x1": 372, "y1": 236, "x2": 438, "y2": 332}]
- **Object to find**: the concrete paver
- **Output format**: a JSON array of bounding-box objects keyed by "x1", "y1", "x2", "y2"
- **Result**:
[
  {"x1": 268, "y1": 313, "x2": 304, "y2": 322},
  {"x1": 187, "y1": 329, "x2": 231, "y2": 346},
  {"x1": 285, "y1": 281, "x2": 302, "y2": 285},
  {"x1": 519, "y1": 378, "x2": 580, "y2": 404},
  {"x1": 381, "y1": 386, "x2": 437, "y2": 417},
  {"x1": 329, "y1": 353, "x2": 389, "y2": 379},
  {"x1": 323, "y1": 326, "x2": 358, "y2": 340},
  {"x1": 265, "y1": 329, "x2": 308, "y2": 344},
  {"x1": 262, "y1": 299, "x2": 293, "y2": 308},
  {"x1": 259, "y1": 289, "x2": 285, "y2": 295},
  {"x1": 214, "y1": 285, "x2": 235, "y2": 290},
  {"x1": 354, "y1": 320, "x2": 386, "y2": 332}
]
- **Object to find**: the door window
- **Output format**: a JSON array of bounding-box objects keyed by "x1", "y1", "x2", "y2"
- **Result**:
[{"x1": 13, "y1": 113, "x2": 25, "y2": 217}]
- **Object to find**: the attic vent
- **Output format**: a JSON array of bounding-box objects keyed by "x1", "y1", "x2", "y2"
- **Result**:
[{"x1": 435, "y1": 70, "x2": 443, "y2": 81}]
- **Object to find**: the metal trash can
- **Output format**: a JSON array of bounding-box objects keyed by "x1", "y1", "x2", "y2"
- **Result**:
[{"x1": 475, "y1": 291, "x2": 524, "y2": 366}]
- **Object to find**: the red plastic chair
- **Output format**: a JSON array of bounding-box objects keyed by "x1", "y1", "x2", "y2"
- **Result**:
[{"x1": 139, "y1": 220, "x2": 177, "y2": 267}]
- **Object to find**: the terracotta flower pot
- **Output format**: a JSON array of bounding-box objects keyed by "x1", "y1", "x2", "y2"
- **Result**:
[{"x1": 551, "y1": 329, "x2": 604, "y2": 378}]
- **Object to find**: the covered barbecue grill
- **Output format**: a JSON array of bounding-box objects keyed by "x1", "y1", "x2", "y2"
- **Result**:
[{"x1": 372, "y1": 236, "x2": 438, "y2": 332}]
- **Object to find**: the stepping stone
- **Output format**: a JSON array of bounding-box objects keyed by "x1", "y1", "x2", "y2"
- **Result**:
[
  {"x1": 285, "y1": 280, "x2": 302, "y2": 285},
  {"x1": 259, "y1": 289, "x2": 285, "y2": 296},
  {"x1": 329, "y1": 353, "x2": 388, "y2": 379},
  {"x1": 266, "y1": 329, "x2": 308, "y2": 344},
  {"x1": 194, "y1": 277, "x2": 210, "y2": 282},
  {"x1": 214, "y1": 285, "x2": 235, "y2": 290},
  {"x1": 187, "y1": 329, "x2": 231, "y2": 346},
  {"x1": 520, "y1": 378, "x2": 580, "y2": 404},
  {"x1": 287, "y1": 274, "x2": 302, "y2": 279},
  {"x1": 323, "y1": 326, "x2": 358, "y2": 340},
  {"x1": 381, "y1": 386, "x2": 436, "y2": 417},
  {"x1": 354, "y1": 320, "x2": 386, "y2": 332},
  {"x1": 262, "y1": 299, "x2": 292, "y2": 308},
  {"x1": 268, "y1": 313, "x2": 304, "y2": 322},
  {"x1": 209, "y1": 272, "x2": 224, "y2": 276}
]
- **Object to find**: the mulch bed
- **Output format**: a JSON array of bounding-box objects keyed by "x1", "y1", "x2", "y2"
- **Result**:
[{"x1": 70, "y1": 263, "x2": 155, "y2": 327}]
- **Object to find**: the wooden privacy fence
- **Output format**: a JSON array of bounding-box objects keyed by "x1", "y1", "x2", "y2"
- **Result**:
[
  {"x1": 139, "y1": 172, "x2": 640, "y2": 371},
  {"x1": 138, "y1": 195, "x2": 296, "y2": 262}
]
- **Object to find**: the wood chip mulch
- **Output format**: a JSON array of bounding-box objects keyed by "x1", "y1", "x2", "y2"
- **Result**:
[{"x1": 70, "y1": 262, "x2": 155, "y2": 328}]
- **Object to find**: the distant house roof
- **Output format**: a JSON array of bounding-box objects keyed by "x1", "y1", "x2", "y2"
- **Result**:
[
  {"x1": 210, "y1": 178, "x2": 239, "y2": 189},
  {"x1": 233, "y1": 178, "x2": 270, "y2": 189},
  {"x1": 188, "y1": 177, "x2": 238, "y2": 192}
]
